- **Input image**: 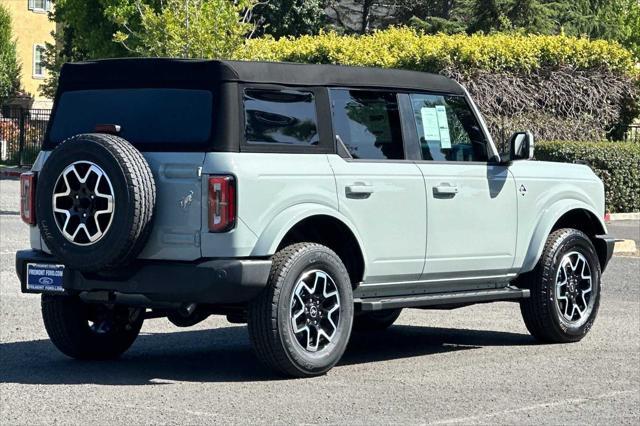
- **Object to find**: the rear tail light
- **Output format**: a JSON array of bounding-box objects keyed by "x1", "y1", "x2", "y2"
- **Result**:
[
  {"x1": 20, "y1": 172, "x2": 36, "y2": 225},
  {"x1": 208, "y1": 175, "x2": 236, "y2": 232}
]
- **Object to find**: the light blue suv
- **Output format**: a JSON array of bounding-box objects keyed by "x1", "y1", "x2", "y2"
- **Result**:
[{"x1": 16, "y1": 59, "x2": 615, "y2": 377}]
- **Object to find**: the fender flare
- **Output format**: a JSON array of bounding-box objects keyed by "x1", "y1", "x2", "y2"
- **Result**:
[
  {"x1": 250, "y1": 202, "x2": 368, "y2": 263},
  {"x1": 521, "y1": 199, "x2": 606, "y2": 273}
]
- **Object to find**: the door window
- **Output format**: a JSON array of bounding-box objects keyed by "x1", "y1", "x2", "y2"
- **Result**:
[
  {"x1": 409, "y1": 93, "x2": 488, "y2": 162},
  {"x1": 244, "y1": 89, "x2": 319, "y2": 146},
  {"x1": 330, "y1": 89, "x2": 404, "y2": 160}
]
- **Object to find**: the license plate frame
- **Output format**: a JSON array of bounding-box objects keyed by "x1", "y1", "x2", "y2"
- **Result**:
[{"x1": 26, "y1": 263, "x2": 66, "y2": 293}]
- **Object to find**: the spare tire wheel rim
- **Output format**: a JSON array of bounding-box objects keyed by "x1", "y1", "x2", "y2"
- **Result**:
[{"x1": 52, "y1": 161, "x2": 115, "y2": 246}]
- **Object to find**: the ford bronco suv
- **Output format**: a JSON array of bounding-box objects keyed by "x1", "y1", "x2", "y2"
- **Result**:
[{"x1": 16, "y1": 59, "x2": 615, "y2": 377}]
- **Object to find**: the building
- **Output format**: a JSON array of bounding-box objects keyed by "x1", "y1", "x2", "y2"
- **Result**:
[{"x1": 1, "y1": 0, "x2": 56, "y2": 109}]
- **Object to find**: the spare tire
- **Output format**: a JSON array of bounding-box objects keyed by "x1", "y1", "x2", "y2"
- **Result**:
[{"x1": 36, "y1": 133, "x2": 155, "y2": 272}]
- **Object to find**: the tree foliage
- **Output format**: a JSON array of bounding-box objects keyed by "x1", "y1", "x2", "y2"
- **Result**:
[
  {"x1": 0, "y1": 4, "x2": 21, "y2": 104},
  {"x1": 41, "y1": 0, "x2": 158, "y2": 98},
  {"x1": 42, "y1": 0, "x2": 256, "y2": 95},
  {"x1": 238, "y1": 28, "x2": 639, "y2": 142},
  {"x1": 406, "y1": 0, "x2": 640, "y2": 57},
  {"x1": 253, "y1": 0, "x2": 327, "y2": 38},
  {"x1": 52, "y1": 0, "x2": 148, "y2": 59},
  {"x1": 112, "y1": 0, "x2": 256, "y2": 58}
]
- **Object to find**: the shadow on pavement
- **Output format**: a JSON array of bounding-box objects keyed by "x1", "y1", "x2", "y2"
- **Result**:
[{"x1": 0, "y1": 324, "x2": 534, "y2": 385}]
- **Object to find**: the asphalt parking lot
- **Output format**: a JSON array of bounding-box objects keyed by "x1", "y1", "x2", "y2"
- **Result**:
[{"x1": 1, "y1": 178, "x2": 638, "y2": 424}]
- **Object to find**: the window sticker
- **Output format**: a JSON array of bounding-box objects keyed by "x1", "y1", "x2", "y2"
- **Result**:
[
  {"x1": 420, "y1": 107, "x2": 441, "y2": 142},
  {"x1": 435, "y1": 105, "x2": 451, "y2": 149}
]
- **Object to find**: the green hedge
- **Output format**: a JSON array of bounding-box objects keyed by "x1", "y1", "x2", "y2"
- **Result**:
[
  {"x1": 237, "y1": 28, "x2": 637, "y2": 76},
  {"x1": 236, "y1": 28, "x2": 639, "y2": 142},
  {"x1": 536, "y1": 141, "x2": 640, "y2": 213}
]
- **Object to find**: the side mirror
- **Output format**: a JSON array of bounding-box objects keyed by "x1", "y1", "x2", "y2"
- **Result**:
[{"x1": 508, "y1": 131, "x2": 534, "y2": 161}]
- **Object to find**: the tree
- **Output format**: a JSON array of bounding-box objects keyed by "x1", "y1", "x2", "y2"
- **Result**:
[
  {"x1": 544, "y1": 0, "x2": 640, "y2": 58},
  {"x1": 41, "y1": 0, "x2": 160, "y2": 98},
  {"x1": 409, "y1": 15, "x2": 467, "y2": 34},
  {"x1": 0, "y1": 4, "x2": 21, "y2": 105},
  {"x1": 113, "y1": 0, "x2": 256, "y2": 58},
  {"x1": 253, "y1": 0, "x2": 327, "y2": 38},
  {"x1": 586, "y1": 0, "x2": 640, "y2": 58},
  {"x1": 42, "y1": 0, "x2": 257, "y2": 95},
  {"x1": 507, "y1": 0, "x2": 556, "y2": 33},
  {"x1": 462, "y1": 0, "x2": 509, "y2": 33},
  {"x1": 52, "y1": 0, "x2": 153, "y2": 59},
  {"x1": 326, "y1": 0, "x2": 399, "y2": 34}
]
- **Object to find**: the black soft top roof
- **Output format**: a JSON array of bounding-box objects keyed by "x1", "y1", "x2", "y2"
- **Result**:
[{"x1": 58, "y1": 58, "x2": 465, "y2": 95}]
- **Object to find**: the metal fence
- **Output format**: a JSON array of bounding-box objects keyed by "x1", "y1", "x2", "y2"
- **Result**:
[
  {"x1": 0, "y1": 109, "x2": 51, "y2": 167},
  {"x1": 624, "y1": 124, "x2": 640, "y2": 143}
]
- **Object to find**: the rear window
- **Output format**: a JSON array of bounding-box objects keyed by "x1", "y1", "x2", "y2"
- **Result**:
[
  {"x1": 243, "y1": 89, "x2": 319, "y2": 146},
  {"x1": 48, "y1": 89, "x2": 213, "y2": 146}
]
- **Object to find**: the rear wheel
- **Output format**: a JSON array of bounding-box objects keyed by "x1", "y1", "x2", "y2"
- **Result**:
[
  {"x1": 354, "y1": 308, "x2": 402, "y2": 331},
  {"x1": 519, "y1": 228, "x2": 601, "y2": 343},
  {"x1": 41, "y1": 294, "x2": 144, "y2": 359},
  {"x1": 248, "y1": 243, "x2": 354, "y2": 377}
]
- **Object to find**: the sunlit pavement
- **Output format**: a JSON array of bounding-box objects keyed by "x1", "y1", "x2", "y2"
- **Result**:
[{"x1": 1, "y1": 179, "x2": 638, "y2": 424}]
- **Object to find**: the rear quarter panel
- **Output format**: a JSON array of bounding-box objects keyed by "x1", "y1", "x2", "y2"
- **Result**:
[{"x1": 200, "y1": 152, "x2": 339, "y2": 257}]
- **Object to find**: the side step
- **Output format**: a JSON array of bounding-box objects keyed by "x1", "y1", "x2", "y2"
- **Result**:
[{"x1": 355, "y1": 287, "x2": 530, "y2": 311}]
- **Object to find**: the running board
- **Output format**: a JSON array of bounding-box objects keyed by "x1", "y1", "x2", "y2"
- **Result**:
[{"x1": 355, "y1": 287, "x2": 530, "y2": 311}]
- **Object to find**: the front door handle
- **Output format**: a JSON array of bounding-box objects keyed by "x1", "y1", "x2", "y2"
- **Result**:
[
  {"x1": 346, "y1": 183, "x2": 374, "y2": 198},
  {"x1": 433, "y1": 183, "x2": 459, "y2": 196}
]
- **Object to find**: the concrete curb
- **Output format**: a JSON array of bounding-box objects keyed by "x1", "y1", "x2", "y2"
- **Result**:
[
  {"x1": 614, "y1": 239, "x2": 638, "y2": 254},
  {"x1": 606, "y1": 212, "x2": 640, "y2": 221}
]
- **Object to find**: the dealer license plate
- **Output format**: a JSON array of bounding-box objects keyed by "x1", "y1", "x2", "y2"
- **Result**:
[{"x1": 26, "y1": 263, "x2": 65, "y2": 292}]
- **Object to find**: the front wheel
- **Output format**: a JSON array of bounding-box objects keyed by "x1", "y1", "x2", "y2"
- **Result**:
[
  {"x1": 519, "y1": 228, "x2": 601, "y2": 343},
  {"x1": 42, "y1": 294, "x2": 144, "y2": 359},
  {"x1": 248, "y1": 243, "x2": 354, "y2": 377}
]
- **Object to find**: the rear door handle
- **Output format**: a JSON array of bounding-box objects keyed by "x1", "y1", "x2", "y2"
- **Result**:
[
  {"x1": 433, "y1": 183, "x2": 459, "y2": 196},
  {"x1": 346, "y1": 184, "x2": 374, "y2": 198}
]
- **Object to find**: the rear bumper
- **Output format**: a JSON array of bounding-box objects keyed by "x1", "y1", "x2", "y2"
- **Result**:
[
  {"x1": 595, "y1": 234, "x2": 616, "y2": 272},
  {"x1": 16, "y1": 249, "x2": 271, "y2": 304}
]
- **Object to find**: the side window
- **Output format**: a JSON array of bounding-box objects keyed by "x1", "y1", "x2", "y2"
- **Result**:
[
  {"x1": 330, "y1": 89, "x2": 404, "y2": 160},
  {"x1": 243, "y1": 88, "x2": 319, "y2": 146},
  {"x1": 409, "y1": 93, "x2": 488, "y2": 162}
]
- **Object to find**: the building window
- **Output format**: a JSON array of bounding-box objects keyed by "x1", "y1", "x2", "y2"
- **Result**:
[
  {"x1": 33, "y1": 45, "x2": 46, "y2": 78},
  {"x1": 28, "y1": 0, "x2": 52, "y2": 12}
]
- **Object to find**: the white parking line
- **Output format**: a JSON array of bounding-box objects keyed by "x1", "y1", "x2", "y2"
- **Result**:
[{"x1": 431, "y1": 389, "x2": 638, "y2": 424}]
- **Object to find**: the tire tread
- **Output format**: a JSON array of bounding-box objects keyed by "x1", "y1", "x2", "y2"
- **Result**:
[
  {"x1": 248, "y1": 243, "x2": 352, "y2": 377},
  {"x1": 520, "y1": 228, "x2": 600, "y2": 343}
]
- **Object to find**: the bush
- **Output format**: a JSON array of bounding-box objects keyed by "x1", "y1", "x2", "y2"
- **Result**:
[
  {"x1": 239, "y1": 29, "x2": 637, "y2": 75},
  {"x1": 536, "y1": 141, "x2": 640, "y2": 213},
  {"x1": 236, "y1": 28, "x2": 639, "y2": 144}
]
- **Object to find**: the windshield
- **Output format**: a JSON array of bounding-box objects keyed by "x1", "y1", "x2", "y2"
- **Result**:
[{"x1": 48, "y1": 88, "x2": 213, "y2": 148}]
